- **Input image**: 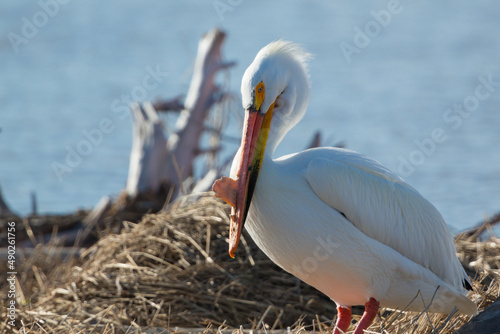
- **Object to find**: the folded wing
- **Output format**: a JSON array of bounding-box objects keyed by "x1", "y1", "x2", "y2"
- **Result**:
[{"x1": 304, "y1": 149, "x2": 470, "y2": 293}]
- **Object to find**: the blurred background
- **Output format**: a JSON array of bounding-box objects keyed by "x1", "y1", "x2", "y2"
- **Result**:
[{"x1": 1, "y1": 0, "x2": 499, "y2": 232}]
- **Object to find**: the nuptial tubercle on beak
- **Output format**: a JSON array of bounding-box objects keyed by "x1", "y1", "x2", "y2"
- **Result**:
[{"x1": 212, "y1": 81, "x2": 277, "y2": 258}]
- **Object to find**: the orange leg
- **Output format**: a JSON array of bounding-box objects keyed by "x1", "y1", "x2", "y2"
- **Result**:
[
  {"x1": 353, "y1": 298, "x2": 380, "y2": 334},
  {"x1": 333, "y1": 305, "x2": 351, "y2": 334}
]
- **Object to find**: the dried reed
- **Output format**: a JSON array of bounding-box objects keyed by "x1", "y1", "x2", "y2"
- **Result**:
[{"x1": 1, "y1": 195, "x2": 498, "y2": 334}]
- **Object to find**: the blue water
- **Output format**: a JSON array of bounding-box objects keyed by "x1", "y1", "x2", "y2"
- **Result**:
[{"x1": 1, "y1": 1, "x2": 499, "y2": 232}]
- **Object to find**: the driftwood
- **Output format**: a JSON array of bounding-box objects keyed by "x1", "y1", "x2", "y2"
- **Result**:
[
  {"x1": 153, "y1": 94, "x2": 184, "y2": 112},
  {"x1": 75, "y1": 196, "x2": 112, "y2": 247},
  {"x1": 460, "y1": 213, "x2": 500, "y2": 240},
  {"x1": 125, "y1": 28, "x2": 234, "y2": 202},
  {"x1": 126, "y1": 102, "x2": 169, "y2": 197},
  {"x1": 306, "y1": 131, "x2": 322, "y2": 149},
  {"x1": 0, "y1": 185, "x2": 14, "y2": 217},
  {"x1": 0, "y1": 213, "x2": 86, "y2": 248}
]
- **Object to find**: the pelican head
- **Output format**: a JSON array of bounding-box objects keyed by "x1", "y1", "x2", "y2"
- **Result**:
[
  {"x1": 241, "y1": 41, "x2": 312, "y2": 153},
  {"x1": 214, "y1": 41, "x2": 312, "y2": 257}
]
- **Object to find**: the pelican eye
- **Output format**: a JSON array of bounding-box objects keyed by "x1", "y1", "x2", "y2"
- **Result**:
[{"x1": 254, "y1": 82, "x2": 265, "y2": 111}]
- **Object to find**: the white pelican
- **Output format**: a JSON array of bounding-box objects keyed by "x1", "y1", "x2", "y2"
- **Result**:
[{"x1": 213, "y1": 41, "x2": 477, "y2": 333}]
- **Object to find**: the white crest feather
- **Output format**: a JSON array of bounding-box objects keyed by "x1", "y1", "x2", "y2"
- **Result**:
[{"x1": 256, "y1": 40, "x2": 313, "y2": 79}]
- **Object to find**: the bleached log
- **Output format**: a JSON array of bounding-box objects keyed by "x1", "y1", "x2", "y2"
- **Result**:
[
  {"x1": 162, "y1": 28, "x2": 234, "y2": 197},
  {"x1": 126, "y1": 102, "x2": 168, "y2": 197},
  {"x1": 125, "y1": 28, "x2": 234, "y2": 200}
]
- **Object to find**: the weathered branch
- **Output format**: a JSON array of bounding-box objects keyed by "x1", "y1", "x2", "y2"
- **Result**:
[
  {"x1": 0, "y1": 185, "x2": 14, "y2": 217},
  {"x1": 459, "y1": 212, "x2": 500, "y2": 240},
  {"x1": 153, "y1": 95, "x2": 184, "y2": 112},
  {"x1": 306, "y1": 131, "x2": 322, "y2": 149},
  {"x1": 125, "y1": 28, "x2": 234, "y2": 201},
  {"x1": 163, "y1": 28, "x2": 233, "y2": 196},
  {"x1": 126, "y1": 102, "x2": 168, "y2": 197}
]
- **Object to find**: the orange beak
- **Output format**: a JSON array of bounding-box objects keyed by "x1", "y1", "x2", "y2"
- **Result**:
[
  {"x1": 229, "y1": 108, "x2": 264, "y2": 257},
  {"x1": 213, "y1": 102, "x2": 275, "y2": 257}
]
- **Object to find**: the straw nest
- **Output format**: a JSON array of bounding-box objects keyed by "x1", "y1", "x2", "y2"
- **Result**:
[{"x1": 1, "y1": 195, "x2": 499, "y2": 334}]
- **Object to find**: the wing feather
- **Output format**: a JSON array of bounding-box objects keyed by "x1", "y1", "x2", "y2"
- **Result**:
[{"x1": 304, "y1": 150, "x2": 469, "y2": 292}]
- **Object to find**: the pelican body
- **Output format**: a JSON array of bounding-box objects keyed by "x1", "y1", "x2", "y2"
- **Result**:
[{"x1": 213, "y1": 41, "x2": 477, "y2": 333}]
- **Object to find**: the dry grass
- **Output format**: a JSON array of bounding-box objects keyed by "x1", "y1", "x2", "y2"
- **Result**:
[{"x1": 1, "y1": 195, "x2": 499, "y2": 334}]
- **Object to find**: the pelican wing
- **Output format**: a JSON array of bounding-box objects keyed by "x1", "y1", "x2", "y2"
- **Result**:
[{"x1": 304, "y1": 149, "x2": 470, "y2": 292}]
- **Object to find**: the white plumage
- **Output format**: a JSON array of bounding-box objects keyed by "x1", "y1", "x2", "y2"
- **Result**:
[
  {"x1": 215, "y1": 40, "x2": 476, "y2": 333},
  {"x1": 244, "y1": 147, "x2": 474, "y2": 312}
]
